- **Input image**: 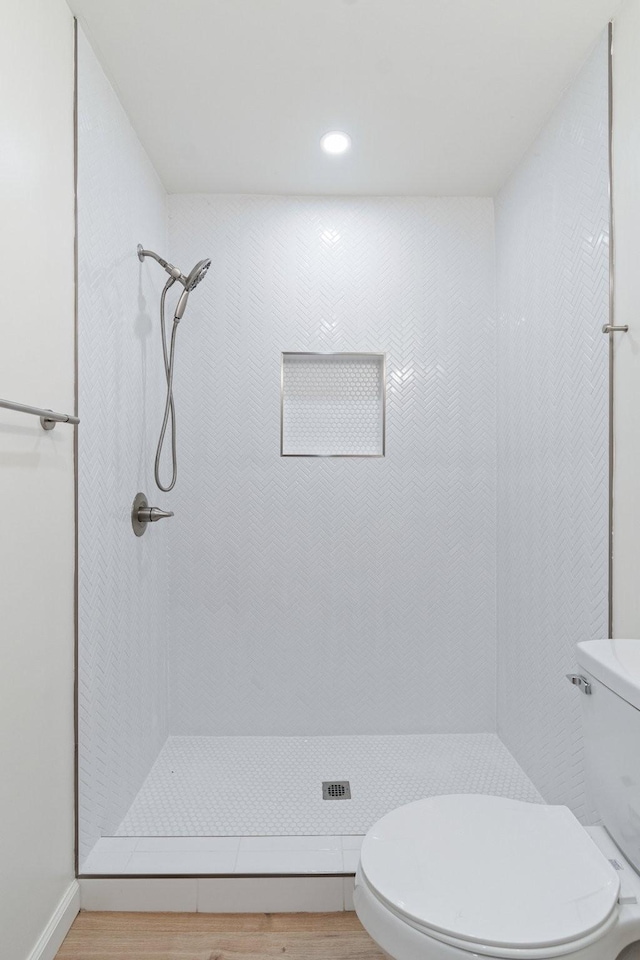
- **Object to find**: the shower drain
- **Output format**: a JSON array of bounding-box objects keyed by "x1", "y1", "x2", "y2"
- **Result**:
[{"x1": 322, "y1": 780, "x2": 351, "y2": 799}]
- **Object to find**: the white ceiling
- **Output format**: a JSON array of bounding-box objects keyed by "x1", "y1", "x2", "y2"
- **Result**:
[{"x1": 69, "y1": 0, "x2": 618, "y2": 196}]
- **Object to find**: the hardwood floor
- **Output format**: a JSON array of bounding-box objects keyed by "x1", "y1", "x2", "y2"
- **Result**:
[{"x1": 55, "y1": 912, "x2": 386, "y2": 959}]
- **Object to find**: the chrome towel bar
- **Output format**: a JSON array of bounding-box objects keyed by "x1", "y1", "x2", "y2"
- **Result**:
[{"x1": 0, "y1": 397, "x2": 80, "y2": 430}]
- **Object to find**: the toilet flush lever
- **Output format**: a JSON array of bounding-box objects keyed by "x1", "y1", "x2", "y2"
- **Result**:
[{"x1": 566, "y1": 674, "x2": 592, "y2": 695}]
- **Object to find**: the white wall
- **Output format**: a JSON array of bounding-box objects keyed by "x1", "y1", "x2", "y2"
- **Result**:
[
  {"x1": 76, "y1": 29, "x2": 170, "y2": 865},
  {"x1": 167, "y1": 195, "x2": 497, "y2": 736},
  {"x1": 0, "y1": 1, "x2": 77, "y2": 958},
  {"x1": 495, "y1": 36, "x2": 609, "y2": 821},
  {"x1": 612, "y1": 1, "x2": 640, "y2": 639}
]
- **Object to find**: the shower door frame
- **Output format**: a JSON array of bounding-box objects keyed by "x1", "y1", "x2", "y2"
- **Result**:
[{"x1": 72, "y1": 19, "x2": 618, "y2": 880}]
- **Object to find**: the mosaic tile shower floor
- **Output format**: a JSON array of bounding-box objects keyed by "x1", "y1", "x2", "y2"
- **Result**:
[{"x1": 116, "y1": 733, "x2": 542, "y2": 837}]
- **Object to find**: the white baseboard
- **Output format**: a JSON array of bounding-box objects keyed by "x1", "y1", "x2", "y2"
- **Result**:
[
  {"x1": 26, "y1": 881, "x2": 80, "y2": 960},
  {"x1": 79, "y1": 876, "x2": 354, "y2": 913}
]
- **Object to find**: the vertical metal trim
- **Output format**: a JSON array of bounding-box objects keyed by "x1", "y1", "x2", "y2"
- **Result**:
[
  {"x1": 72, "y1": 16, "x2": 80, "y2": 878},
  {"x1": 381, "y1": 352, "x2": 387, "y2": 457},
  {"x1": 607, "y1": 20, "x2": 615, "y2": 641},
  {"x1": 280, "y1": 353, "x2": 285, "y2": 457}
]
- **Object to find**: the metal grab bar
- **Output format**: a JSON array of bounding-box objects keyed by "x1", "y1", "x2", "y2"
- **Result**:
[{"x1": 0, "y1": 397, "x2": 80, "y2": 430}]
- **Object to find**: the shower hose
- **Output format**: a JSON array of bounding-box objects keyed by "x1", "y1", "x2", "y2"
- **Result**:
[{"x1": 155, "y1": 278, "x2": 180, "y2": 492}]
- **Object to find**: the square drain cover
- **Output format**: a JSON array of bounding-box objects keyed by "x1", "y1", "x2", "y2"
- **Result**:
[{"x1": 322, "y1": 780, "x2": 351, "y2": 799}]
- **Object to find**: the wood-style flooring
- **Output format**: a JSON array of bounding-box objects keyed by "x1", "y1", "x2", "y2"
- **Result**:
[{"x1": 55, "y1": 912, "x2": 386, "y2": 960}]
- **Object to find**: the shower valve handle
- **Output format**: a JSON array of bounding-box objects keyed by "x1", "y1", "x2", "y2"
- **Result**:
[
  {"x1": 137, "y1": 506, "x2": 174, "y2": 523},
  {"x1": 131, "y1": 492, "x2": 173, "y2": 536}
]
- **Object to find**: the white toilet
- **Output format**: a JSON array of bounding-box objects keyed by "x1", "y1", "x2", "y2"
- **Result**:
[{"x1": 354, "y1": 639, "x2": 640, "y2": 960}]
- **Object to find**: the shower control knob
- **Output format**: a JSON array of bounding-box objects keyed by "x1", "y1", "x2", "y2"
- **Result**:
[
  {"x1": 131, "y1": 492, "x2": 173, "y2": 537},
  {"x1": 139, "y1": 506, "x2": 174, "y2": 523}
]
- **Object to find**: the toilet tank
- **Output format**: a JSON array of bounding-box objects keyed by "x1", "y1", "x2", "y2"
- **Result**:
[{"x1": 577, "y1": 639, "x2": 640, "y2": 873}]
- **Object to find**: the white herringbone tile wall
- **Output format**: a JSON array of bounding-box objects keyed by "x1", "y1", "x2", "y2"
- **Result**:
[
  {"x1": 77, "y1": 29, "x2": 170, "y2": 864},
  {"x1": 167, "y1": 196, "x2": 497, "y2": 736},
  {"x1": 495, "y1": 35, "x2": 609, "y2": 821}
]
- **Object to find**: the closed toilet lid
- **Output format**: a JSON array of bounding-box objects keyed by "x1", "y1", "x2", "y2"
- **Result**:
[{"x1": 360, "y1": 795, "x2": 620, "y2": 951}]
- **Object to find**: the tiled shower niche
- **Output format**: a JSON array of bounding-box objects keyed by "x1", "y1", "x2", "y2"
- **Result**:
[{"x1": 281, "y1": 352, "x2": 385, "y2": 457}]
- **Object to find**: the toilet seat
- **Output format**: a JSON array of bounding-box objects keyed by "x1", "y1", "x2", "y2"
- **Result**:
[
  {"x1": 359, "y1": 795, "x2": 620, "y2": 955},
  {"x1": 355, "y1": 867, "x2": 619, "y2": 959}
]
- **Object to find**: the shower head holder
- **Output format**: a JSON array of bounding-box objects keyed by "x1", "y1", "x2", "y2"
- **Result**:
[
  {"x1": 137, "y1": 244, "x2": 182, "y2": 281},
  {"x1": 137, "y1": 244, "x2": 211, "y2": 291}
]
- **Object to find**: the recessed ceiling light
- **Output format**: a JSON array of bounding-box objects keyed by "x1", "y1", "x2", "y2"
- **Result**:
[{"x1": 320, "y1": 131, "x2": 351, "y2": 155}]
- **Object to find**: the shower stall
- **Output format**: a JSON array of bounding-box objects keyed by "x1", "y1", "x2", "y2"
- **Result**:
[{"x1": 76, "y1": 25, "x2": 610, "y2": 879}]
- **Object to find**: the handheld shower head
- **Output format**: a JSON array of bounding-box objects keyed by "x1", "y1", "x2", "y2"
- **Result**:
[{"x1": 173, "y1": 259, "x2": 212, "y2": 320}]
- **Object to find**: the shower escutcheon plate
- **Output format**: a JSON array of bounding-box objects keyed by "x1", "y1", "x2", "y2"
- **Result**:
[{"x1": 131, "y1": 491, "x2": 174, "y2": 536}]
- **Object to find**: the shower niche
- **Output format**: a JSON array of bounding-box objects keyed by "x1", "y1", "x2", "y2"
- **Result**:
[{"x1": 280, "y1": 352, "x2": 386, "y2": 457}]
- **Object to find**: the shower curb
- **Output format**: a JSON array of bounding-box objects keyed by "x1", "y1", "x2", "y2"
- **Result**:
[{"x1": 79, "y1": 875, "x2": 355, "y2": 912}]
